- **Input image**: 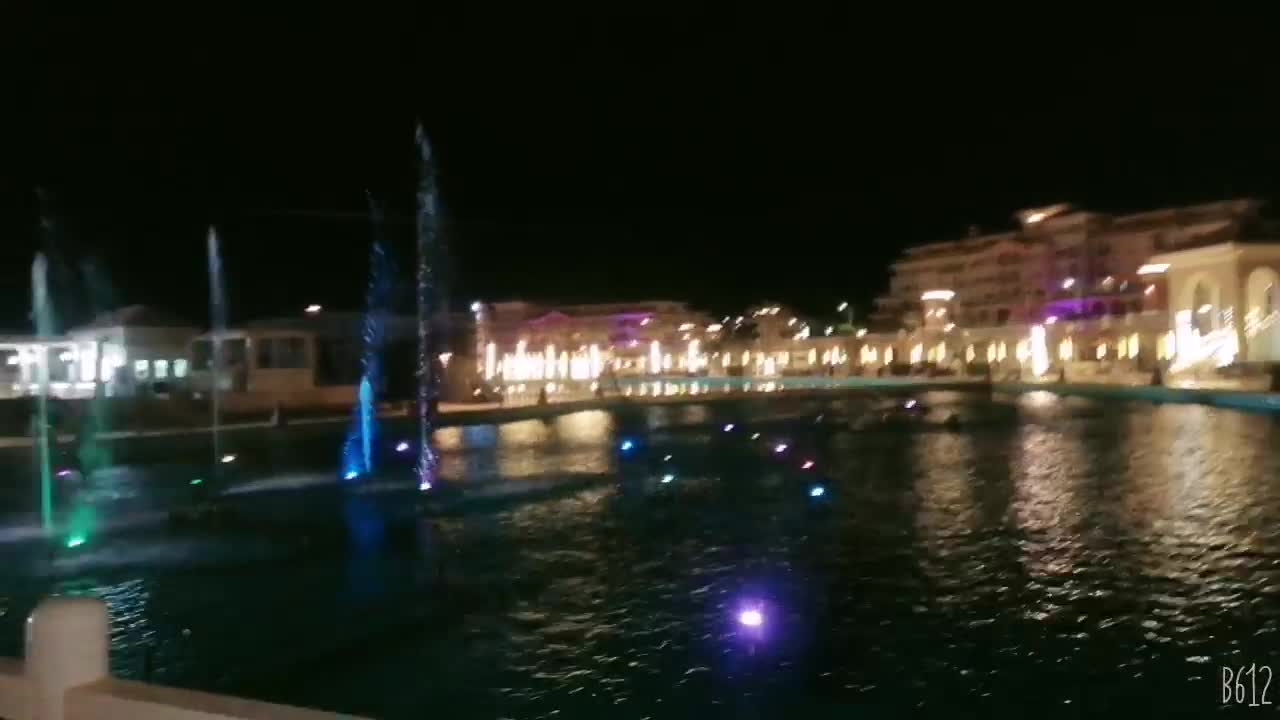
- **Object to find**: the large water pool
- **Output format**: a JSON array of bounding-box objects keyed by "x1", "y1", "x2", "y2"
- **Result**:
[{"x1": 2, "y1": 391, "x2": 1280, "y2": 718}]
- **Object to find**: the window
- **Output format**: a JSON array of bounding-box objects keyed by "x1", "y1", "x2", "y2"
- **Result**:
[
  {"x1": 174, "y1": 359, "x2": 189, "y2": 378},
  {"x1": 154, "y1": 359, "x2": 169, "y2": 379},
  {"x1": 134, "y1": 359, "x2": 149, "y2": 380},
  {"x1": 996, "y1": 308, "x2": 1010, "y2": 325},
  {"x1": 256, "y1": 337, "x2": 308, "y2": 369}
]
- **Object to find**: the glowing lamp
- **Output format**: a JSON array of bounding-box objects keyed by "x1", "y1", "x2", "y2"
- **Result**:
[
  {"x1": 220, "y1": 453, "x2": 237, "y2": 464},
  {"x1": 738, "y1": 609, "x2": 764, "y2": 627},
  {"x1": 663, "y1": 454, "x2": 673, "y2": 461},
  {"x1": 395, "y1": 441, "x2": 411, "y2": 453},
  {"x1": 904, "y1": 399, "x2": 917, "y2": 409},
  {"x1": 1137, "y1": 263, "x2": 1170, "y2": 275},
  {"x1": 65, "y1": 535, "x2": 86, "y2": 549},
  {"x1": 801, "y1": 460, "x2": 815, "y2": 470},
  {"x1": 190, "y1": 478, "x2": 204, "y2": 486},
  {"x1": 751, "y1": 432, "x2": 761, "y2": 440},
  {"x1": 304, "y1": 304, "x2": 322, "y2": 314},
  {"x1": 56, "y1": 469, "x2": 72, "y2": 478},
  {"x1": 620, "y1": 439, "x2": 635, "y2": 451},
  {"x1": 723, "y1": 423, "x2": 735, "y2": 432},
  {"x1": 344, "y1": 470, "x2": 359, "y2": 480},
  {"x1": 661, "y1": 474, "x2": 675, "y2": 484},
  {"x1": 809, "y1": 485, "x2": 826, "y2": 498},
  {"x1": 774, "y1": 443, "x2": 788, "y2": 454}
]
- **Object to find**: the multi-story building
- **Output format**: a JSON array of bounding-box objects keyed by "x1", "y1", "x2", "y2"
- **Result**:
[
  {"x1": 872, "y1": 199, "x2": 1260, "y2": 330},
  {"x1": 861, "y1": 199, "x2": 1280, "y2": 381}
]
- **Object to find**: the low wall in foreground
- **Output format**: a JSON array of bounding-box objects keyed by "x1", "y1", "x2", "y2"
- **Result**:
[{"x1": 0, "y1": 597, "x2": 362, "y2": 720}]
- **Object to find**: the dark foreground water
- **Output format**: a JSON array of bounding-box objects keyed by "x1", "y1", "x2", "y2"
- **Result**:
[{"x1": 3, "y1": 391, "x2": 1280, "y2": 718}]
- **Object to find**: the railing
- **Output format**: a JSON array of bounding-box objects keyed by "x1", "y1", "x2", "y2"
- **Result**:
[{"x1": 0, "y1": 597, "x2": 364, "y2": 720}]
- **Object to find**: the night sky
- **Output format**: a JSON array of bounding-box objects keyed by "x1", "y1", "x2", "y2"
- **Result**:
[{"x1": 5, "y1": 7, "x2": 1280, "y2": 330}]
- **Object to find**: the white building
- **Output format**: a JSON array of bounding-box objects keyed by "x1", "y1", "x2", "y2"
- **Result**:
[{"x1": 0, "y1": 306, "x2": 197, "y2": 399}]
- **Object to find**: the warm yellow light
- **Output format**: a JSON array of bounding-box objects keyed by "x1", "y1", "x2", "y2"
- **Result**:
[
  {"x1": 1144, "y1": 284, "x2": 1156, "y2": 296},
  {"x1": 558, "y1": 351, "x2": 569, "y2": 379},
  {"x1": 997, "y1": 342, "x2": 1007, "y2": 362},
  {"x1": 1016, "y1": 339, "x2": 1029, "y2": 362},
  {"x1": 545, "y1": 345, "x2": 556, "y2": 379},
  {"x1": 1128, "y1": 332, "x2": 1140, "y2": 359},
  {"x1": 808, "y1": 348, "x2": 817, "y2": 365},
  {"x1": 921, "y1": 289, "x2": 955, "y2": 301},
  {"x1": 1030, "y1": 325, "x2": 1050, "y2": 376},
  {"x1": 1058, "y1": 337, "x2": 1074, "y2": 361},
  {"x1": 966, "y1": 345, "x2": 975, "y2": 362},
  {"x1": 856, "y1": 328, "x2": 867, "y2": 338},
  {"x1": 986, "y1": 343, "x2": 996, "y2": 363},
  {"x1": 589, "y1": 344, "x2": 601, "y2": 378},
  {"x1": 1096, "y1": 343, "x2": 1107, "y2": 360},
  {"x1": 1137, "y1": 263, "x2": 1169, "y2": 275},
  {"x1": 485, "y1": 342, "x2": 496, "y2": 379},
  {"x1": 686, "y1": 339, "x2": 700, "y2": 372},
  {"x1": 650, "y1": 341, "x2": 661, "y2": 376},
  {"x1": 885, "y1": 347, "x2": 895, "y2": 364},
  {"x1": 910, "y1": 343, "x2": 923, "y2": 364}
]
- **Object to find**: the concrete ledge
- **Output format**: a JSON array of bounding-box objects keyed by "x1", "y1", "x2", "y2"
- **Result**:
[
  {"x1": 66, "y1": 678, "x2": 366, "y2": 720},
  {"x1": 0, "y1": 657, "x2": 27, "y2": 720}
]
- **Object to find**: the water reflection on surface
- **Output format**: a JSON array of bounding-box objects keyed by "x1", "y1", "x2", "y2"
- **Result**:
[{"x1": 1, "y1": 395, "x2": 1279, "y2": 717}]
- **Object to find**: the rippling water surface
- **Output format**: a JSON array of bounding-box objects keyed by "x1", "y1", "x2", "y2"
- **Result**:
[{"x1": 3, "y1": 393, "x2": 1280, "y2": 718}]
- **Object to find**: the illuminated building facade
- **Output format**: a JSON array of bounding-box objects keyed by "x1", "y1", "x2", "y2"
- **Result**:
[
  {"x1": 471, "y1": 300, "x2": 855, "y2": 388},
  {"x1": 871, "y1": 199, "x2": 1259, "y2": 329},
  {"x1": 0, "y1": 305, "x2": 196, "y2": 399},
  {"x1": 474, "y1": 300, "x2": 720, "y2": 384},
  {"x1": 860, "y1": 199, "x2": 1280, "y2": 380}
]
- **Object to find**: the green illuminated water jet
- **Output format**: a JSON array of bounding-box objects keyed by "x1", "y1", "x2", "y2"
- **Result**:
[{"x1": 31, "y1": 253, "x2": 54, "y2": 534}]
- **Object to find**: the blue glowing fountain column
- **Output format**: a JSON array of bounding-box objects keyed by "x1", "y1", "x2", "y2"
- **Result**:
[
  {"x1": 414, "y1": 124, "x2": 441, "y2": 491},
  {"x1": 342, "y1": 199, "x2": 394, "y2": 480}
]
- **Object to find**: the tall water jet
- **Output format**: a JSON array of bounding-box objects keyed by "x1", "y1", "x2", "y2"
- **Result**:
[
  {"x1": 414, "y1": 125, "x2": 441, "y2": 490},
  {"x1": 31, "y1": 253, "x2": 54, "y2": 534},
  {"x1": 207, "y1": 228, "x2": 227, "y2": 480},
  {"x1": 77, "y1": 257, "x2": 117, "y2": 474},
  {"x1": 341, "y1": 196, "x2": 395, "y2": 479}
]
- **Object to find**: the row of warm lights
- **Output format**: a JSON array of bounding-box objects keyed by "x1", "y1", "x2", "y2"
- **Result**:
[
  {"x1": 864, "y1": 328, "x2": 1151, "y2": 369},
  {"x1": 5, "y1": 342, "x2": 127, "y2": 384}
]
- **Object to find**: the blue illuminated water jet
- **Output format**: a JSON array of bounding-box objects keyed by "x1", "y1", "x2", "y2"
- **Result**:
[
  {"x1": 414, "y1": 124, "x2": 442, "y2": 491},
  {"x1": 341, "y1": 196, "x2": 394, "y2": 480}
]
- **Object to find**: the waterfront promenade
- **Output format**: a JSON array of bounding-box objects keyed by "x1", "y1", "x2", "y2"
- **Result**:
[{"x1": 2, "y1": 373, "x2": 1277, "y2": 452}]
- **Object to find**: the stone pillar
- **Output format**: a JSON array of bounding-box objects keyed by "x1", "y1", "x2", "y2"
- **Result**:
[{"x1": 26, "y1": 597, "x2": 109, "y2": 720}]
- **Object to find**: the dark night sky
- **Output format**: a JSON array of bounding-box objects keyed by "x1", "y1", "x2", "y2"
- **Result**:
[{"x1": 4, "y1": 7, "x2": 1280, "y2": 329}]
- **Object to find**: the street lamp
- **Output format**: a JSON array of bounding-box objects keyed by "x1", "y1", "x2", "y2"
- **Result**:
[
  {"x1": 837, "y1": 301, "x2": 852, "y2": 328},
  {"x1": 304, "y1": 304, "x2": 322, "y2": 314}
]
